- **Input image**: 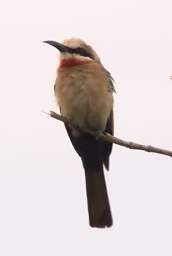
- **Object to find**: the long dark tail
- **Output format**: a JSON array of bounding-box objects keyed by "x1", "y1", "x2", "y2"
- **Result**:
[
  {"x1": 84, "y1": 168, "x2": 113, "y2": 228},
  {"x1": 64, "y1": 124, "x2": 113, "y2": 227}
]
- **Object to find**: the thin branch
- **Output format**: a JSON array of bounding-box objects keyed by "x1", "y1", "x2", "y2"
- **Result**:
[{"x1": 48, "y1": 111, "x2": 172, "y2": 158}]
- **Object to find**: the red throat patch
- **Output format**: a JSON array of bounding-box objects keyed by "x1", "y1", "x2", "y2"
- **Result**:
[{"x1": 59, "y1": 57, "x2": 91, "y2": 68}]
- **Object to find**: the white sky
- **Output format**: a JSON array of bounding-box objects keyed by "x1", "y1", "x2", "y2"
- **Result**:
[{"x1": 0, "y1": 0, "x2": 172, "y2": 255}]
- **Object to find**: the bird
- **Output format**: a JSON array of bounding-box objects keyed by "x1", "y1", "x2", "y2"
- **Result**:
[{"x1": 44, "y1": 38, "x2": 115, "y2": 228}]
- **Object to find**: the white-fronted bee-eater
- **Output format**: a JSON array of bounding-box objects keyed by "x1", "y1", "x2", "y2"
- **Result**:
[{"x1": 44, "y1": 38, "x2": 115, "y2": 228}]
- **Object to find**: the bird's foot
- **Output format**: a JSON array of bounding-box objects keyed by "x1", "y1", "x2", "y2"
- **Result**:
[{"x1": 94, "y1": 130, "x2": 104, "y2": 140}]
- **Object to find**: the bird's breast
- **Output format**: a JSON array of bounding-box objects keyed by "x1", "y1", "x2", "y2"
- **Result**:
[{"x1": 55, "y1": 63, "x2": 113, "y2": 131}]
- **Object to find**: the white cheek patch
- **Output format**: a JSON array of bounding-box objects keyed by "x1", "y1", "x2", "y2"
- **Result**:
[
  {"x1": 60, "y1": 53, "x2": 93, "y2": 61},
  {"x1": 61, "y1": 53, "x2": 72, "y2": 59},
  {"x1": 74, "y1": 54, "x2": 93, "y2": 61}
]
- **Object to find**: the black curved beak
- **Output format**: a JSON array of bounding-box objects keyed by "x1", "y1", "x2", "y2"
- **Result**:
[{"x1": 43, "y1": 40, "x2": 71, "y2": 53}]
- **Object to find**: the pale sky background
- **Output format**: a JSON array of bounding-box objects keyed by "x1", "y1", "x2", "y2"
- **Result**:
[{"x1": 0, "y1": 0, "x2": 172, "y2": 255}]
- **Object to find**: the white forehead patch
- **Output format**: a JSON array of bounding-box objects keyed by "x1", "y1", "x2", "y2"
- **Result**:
[{"x1": 63, "y1": 38, "x2": 86, "y2": 48}]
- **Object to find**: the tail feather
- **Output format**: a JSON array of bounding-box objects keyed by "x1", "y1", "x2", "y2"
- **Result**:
[
  {"x1": 64, "y1": 125, "x2": 113, "y2": 227},
  {"x1": 84, "y1": 168, "x2": 113, "y2": 228}
]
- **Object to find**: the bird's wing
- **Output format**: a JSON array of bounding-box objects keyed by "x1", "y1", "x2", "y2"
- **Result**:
[
  {"x1": 102, "y1": 109, "x2": 113, "y2": 170},
  {"x1": 101, "y1": 65, "x2": 116, "y2": 93}
]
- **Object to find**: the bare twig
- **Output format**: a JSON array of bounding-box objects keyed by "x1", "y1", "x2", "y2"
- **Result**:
[{"x1": 48, "y1": 111, "x2": 172, "y2": 158}]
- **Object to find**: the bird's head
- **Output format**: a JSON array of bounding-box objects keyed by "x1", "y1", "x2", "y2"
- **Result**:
[{"x1": 44, "y1": 38, "x2": 100, "y2": 67}]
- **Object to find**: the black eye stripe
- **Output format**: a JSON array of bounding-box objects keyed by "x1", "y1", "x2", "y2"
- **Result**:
[{"x1": 70, "y1": 47, "x2": 94, "y2": 59}]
